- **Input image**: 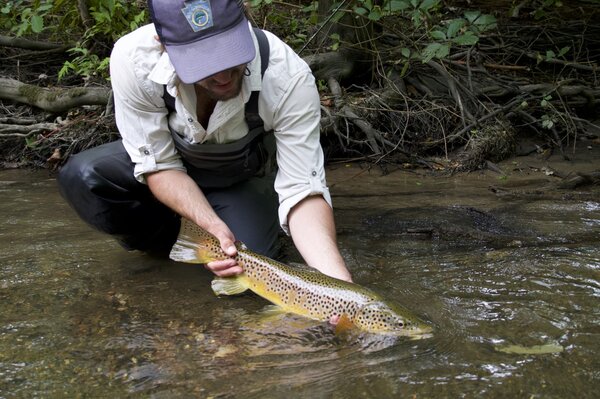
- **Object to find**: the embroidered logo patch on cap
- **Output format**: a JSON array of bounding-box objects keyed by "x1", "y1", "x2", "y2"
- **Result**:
[{"x1": 181, "y1": 0, "x2": 214, "y2": 32}]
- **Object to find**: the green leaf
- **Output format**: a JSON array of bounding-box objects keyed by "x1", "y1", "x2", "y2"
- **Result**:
[
  {"x1": 30, "y1": 14, "x2": 44, "y2": 33},
  {"x1": 452, "y1": 32, "x2": 479, "y2": 46},
  {"x1": 38, "y1": 3, "x2": 54, "y2": 12},
  {"x1": 401, "y1": 47, "x2": 411, "y2": 58},
  {"x1": 419, "y1": 0, "x2": 439, "y2": 11},
  {"x1": 388, "y1": 0, "x2": 410, "y2": 12},
  {"x1": 447, "y1": 19, "x2": 465, "y2": 38},
  {"x1": 421, "y1": 42, "x2": 449, "y2": 62},
  {"x1": 473, "y1": 14, "x2": 497, "y2": 31},
  {"x1": 545, "y1": 50, "x2": 556, "y2": 60},
  {"x1": 542, "y1": 118, "x2": 554, "y2": 129},
  {"x1": 430, "y1": 30, "x2": 446, "y2": 40},
  {"x1": 354, "y1": 6, "x2": 368, "y2": 16},
  {"x1": 368, "y1": 6, "x2": 382, "y2": 20},
  {"x1": 435, "y1": 43, "x2": 450, "y2": 59},
  {"x1": 464, "y1": 10, "x2": 481, "y2": 23},
  {"x1": 557, "y1": 46, "x2": 570, "y2": 57}
]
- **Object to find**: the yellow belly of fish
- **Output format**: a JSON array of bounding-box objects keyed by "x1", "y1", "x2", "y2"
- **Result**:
[{"x1": 242, "y1": 274, "x2": 328, "y2": 321}]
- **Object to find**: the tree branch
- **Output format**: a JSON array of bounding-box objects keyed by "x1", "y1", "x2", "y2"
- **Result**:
[{"x1": 0, "y1": 78, "x2": 111, "y2": 113}]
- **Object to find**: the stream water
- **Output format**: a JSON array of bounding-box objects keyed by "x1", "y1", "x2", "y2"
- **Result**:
[{"x1": 1, "y1": 154, "x2": 599, "y2": 398}]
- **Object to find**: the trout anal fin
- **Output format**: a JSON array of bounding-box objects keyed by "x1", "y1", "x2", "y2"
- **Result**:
[{"x1": 211, "y1": 276, "x2": 249, "y2": 296}]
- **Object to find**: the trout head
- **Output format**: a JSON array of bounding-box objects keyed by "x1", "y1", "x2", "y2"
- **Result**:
[{"x1": 353, "y1": 301, "x2": 433, "y2": 339}]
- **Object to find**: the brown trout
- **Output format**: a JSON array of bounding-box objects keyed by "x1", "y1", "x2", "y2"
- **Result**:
[{"x1": 169, "y1": 218, "x2": 432, "y2": 338}]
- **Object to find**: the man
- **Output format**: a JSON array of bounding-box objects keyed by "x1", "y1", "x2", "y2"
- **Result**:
[{"x1": 58, "y1": 0, "x2": 352, "y2": 283}]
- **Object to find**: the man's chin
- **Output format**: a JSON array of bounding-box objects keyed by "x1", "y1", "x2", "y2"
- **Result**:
[{"x1": 210, "y1": 87, "x2": 242, "y2": 101}]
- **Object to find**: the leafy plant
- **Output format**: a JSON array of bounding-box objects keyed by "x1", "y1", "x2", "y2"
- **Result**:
[
  {"x1": 1, "y1": 0, "x2": 147, "y2": 80},
  {"x1": 422, "y1": 10, "x2": 497, "y2": 62},
  {"x1": 1, "y1": 0, "x2": 54, "y2": 36}
]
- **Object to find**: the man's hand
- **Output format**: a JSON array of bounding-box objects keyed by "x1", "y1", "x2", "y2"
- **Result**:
[{"x1": 204, "y1": 223, "x2": 243, "y2": 277}]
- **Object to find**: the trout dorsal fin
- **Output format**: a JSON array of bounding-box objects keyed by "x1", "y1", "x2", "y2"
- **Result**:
[{"x1": 169, "y1": 218, "x2": 228, "y2": 264}]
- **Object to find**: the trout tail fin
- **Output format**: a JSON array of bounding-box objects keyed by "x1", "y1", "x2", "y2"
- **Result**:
[{"x1": 169, "y1": 218, "x2": 228, "y2": 264}]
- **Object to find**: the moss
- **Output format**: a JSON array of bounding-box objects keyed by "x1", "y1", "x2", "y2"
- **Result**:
[
  {"x1": 65, "y1": 87, "x2": 88, "y2": 98},
  {"x1": 17, "y1": 83, "x2": 47, "y2": 104}
]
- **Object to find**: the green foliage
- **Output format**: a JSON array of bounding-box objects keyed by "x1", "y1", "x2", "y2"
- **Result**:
[
  {"x1": 1, "y1": 0, "x2": 54, "y2": 36},
  {"x1": 0, "y1": 0, "x2": 147, "y2": 80},
  {"x1": 58, "y1": 46, "x2": 111, "y2": 80},
  {"x1": 249, "y1": 0, "x2": 318, "y2": 51},
  {"x1": 344, "y1": 1, "x2": 496, "y2": 63},
  {"x1": 63, "y1": 0, "x2": 146, "y2": 79},
  {"x1": 422, "y1": 10, "x2": 496, "y2": 62},
  {"x1": 352, "y1": 0, "x2": 441, "y2": 24},
  {"x1": 531, "y1": 0, "x2": 563, "y2": 19}
]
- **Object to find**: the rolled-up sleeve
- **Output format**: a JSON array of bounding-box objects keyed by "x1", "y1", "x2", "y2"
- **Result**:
[
  {"x1": 110, "y1": 32, "x2": 184, "y2": 183},
  {"x1": 266, "y1": 69, "x2": 332, "y2": 233}
]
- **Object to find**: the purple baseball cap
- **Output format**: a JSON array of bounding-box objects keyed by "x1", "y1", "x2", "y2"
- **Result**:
[{"x1": 148, "y1": 0, "x2": 256, "y2": 84}]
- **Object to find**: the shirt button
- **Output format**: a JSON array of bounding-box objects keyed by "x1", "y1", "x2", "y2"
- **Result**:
[
  {"x1": 187, "y1": 118, "x2": 194, "y2": 122},
  {"x1": 143, "y1": 149, "x2": 150, "y2": 155},
  {"x1": 311, "y1": 171, "x2": 317, "y2": 176}
]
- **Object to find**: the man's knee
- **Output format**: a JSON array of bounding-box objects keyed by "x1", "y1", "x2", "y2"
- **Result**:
[{"x1": 58, "y1": 151, "x2": 97, "y2": 198}]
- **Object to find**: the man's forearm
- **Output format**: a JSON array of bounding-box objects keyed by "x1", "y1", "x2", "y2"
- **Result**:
[
  {"x1": 145, "y1": 169, "x2": 239, "y2": 270},
  {"x1": 146, "y1": 169, "x2": 221, "y2": 229},
  {"x1": 288, "y1": 195, "x2": 352, "y2": 282}
]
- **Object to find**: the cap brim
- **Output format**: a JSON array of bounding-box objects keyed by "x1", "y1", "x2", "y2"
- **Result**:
[{"x1": 166, "y1": 20, "x2": 255, "y2": 84}]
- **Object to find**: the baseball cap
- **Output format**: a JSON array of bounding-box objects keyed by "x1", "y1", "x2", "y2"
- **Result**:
[{"x1": 148, "y1": 0, "x2": 256, "y2": 84}]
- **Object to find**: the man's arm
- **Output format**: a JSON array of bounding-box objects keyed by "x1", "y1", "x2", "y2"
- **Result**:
[
  {"x1": 145, "y1": 169, "x2": 241, "y2": 276},
  {"x1": 288, "y1": 195, "x2": 352, "y2": 282}
]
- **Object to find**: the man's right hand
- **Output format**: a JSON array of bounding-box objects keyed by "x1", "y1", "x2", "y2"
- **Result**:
[{"x1": 204, "y1": 224, "x2": 243, "y2": 277}]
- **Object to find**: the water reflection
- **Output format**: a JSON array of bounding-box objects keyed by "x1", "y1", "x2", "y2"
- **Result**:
[{"x1": 1, "y1": 169, "x2": 599, "y2": 398}]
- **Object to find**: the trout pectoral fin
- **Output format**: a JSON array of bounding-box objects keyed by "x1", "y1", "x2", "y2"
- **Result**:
[
  {"x1": 334, "y1": 314, "x2": 355, "y2": 335},
  {"x1": 211, "y1": 276, "x2": 249, "y2": 296}
]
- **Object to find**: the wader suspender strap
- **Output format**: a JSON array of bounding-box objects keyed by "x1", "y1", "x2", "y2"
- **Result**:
[{"x1": 162, "y1": 27, "x2": 270, "y2": 125}]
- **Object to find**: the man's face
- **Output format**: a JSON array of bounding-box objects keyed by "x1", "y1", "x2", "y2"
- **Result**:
[{"x1": 195, "y1": 64, "x2": 246, "y2": 101}]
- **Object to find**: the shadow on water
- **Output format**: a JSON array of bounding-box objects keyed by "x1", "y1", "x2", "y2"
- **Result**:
[{"x1": 1, "y1": 165, "x2": 599, "y2": 398}]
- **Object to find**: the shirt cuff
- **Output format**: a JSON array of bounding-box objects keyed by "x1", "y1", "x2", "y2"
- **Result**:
[{"x1": 278, "y1": 185, "x2": 332, "y2": 235}]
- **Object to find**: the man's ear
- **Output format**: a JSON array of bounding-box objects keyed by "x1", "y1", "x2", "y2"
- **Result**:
[{"x1": 154, "y1": 35, "x2": 165, "y2": 52}]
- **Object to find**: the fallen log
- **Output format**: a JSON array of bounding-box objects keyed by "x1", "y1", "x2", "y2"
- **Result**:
[
  {"x1": 0, "y1": 78, "x2": 110, "y2": 113},
  {"x1": 0, "y1": 35, "x2": 70, "y2": 51}
]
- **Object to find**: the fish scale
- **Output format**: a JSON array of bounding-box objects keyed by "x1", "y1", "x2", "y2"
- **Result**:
[{"x1": 170, "y1": 218, "x2": 432, "y2": 338}]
